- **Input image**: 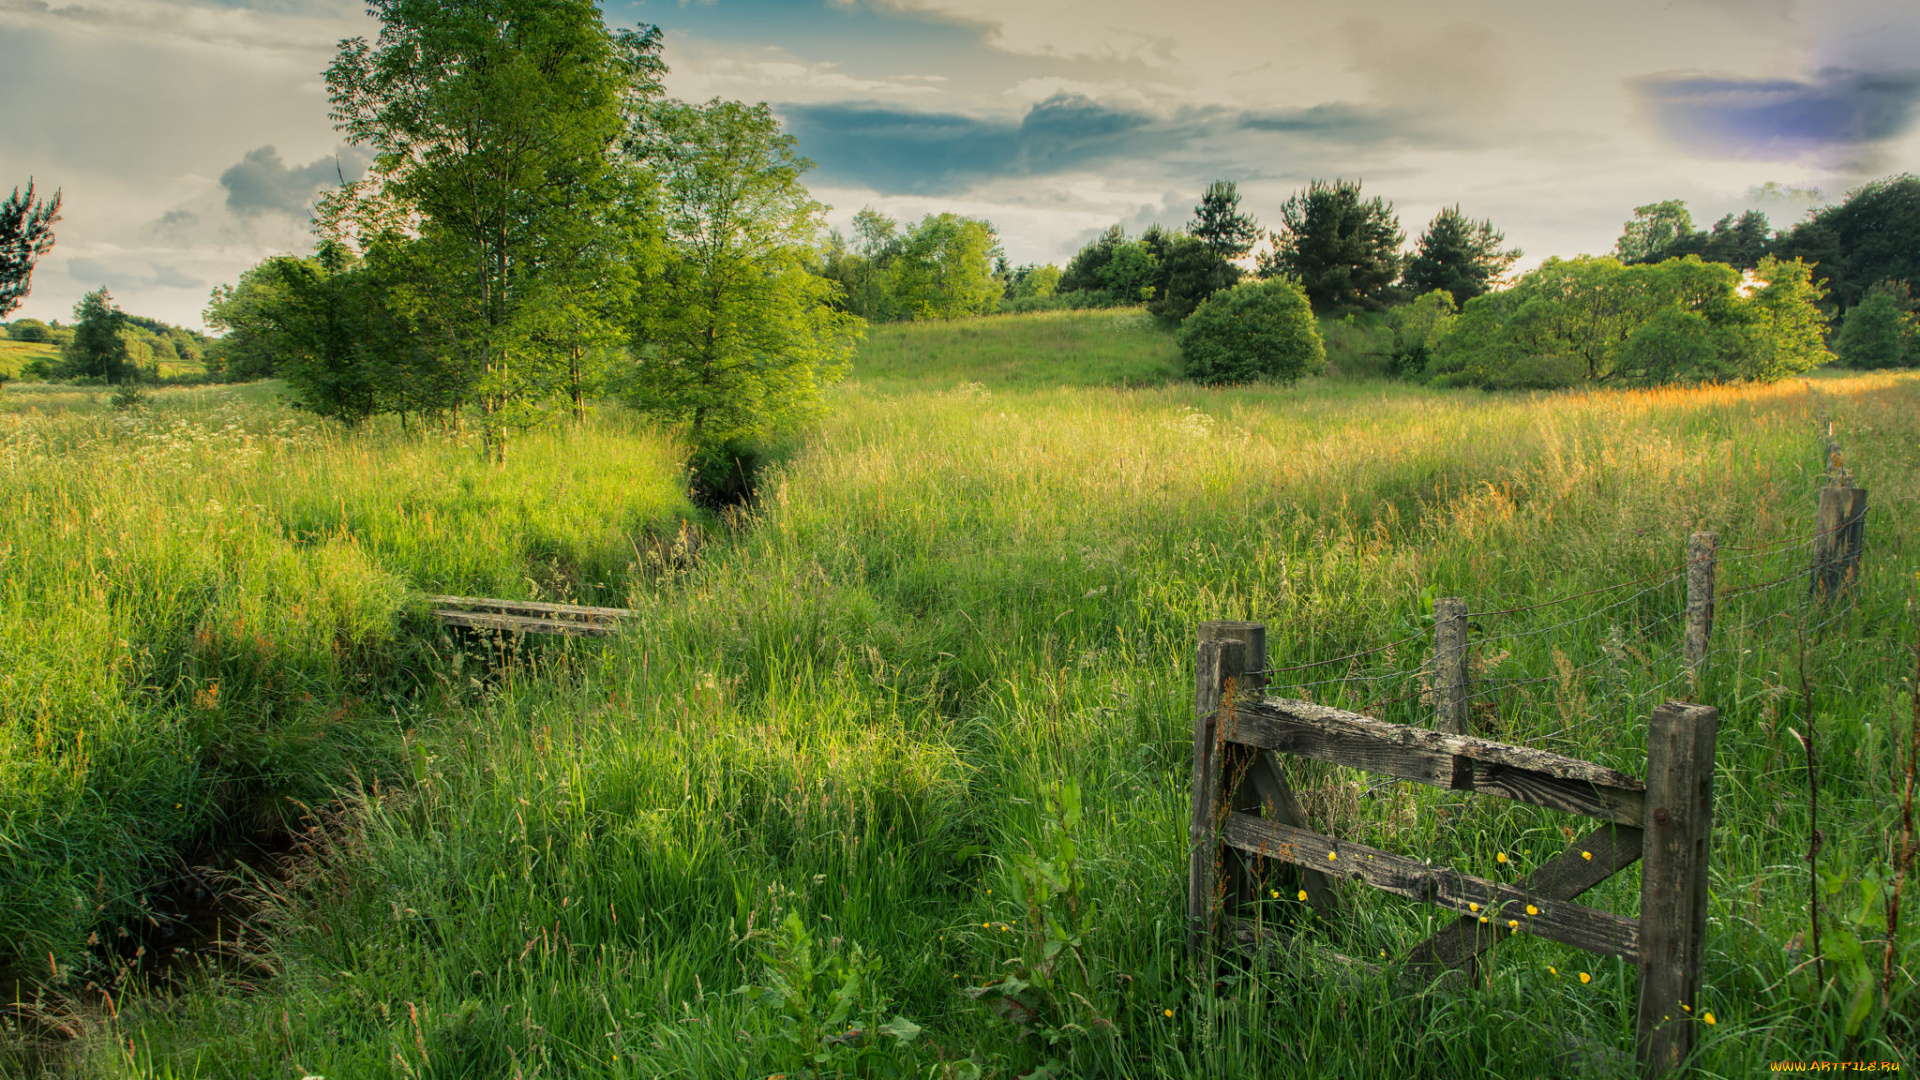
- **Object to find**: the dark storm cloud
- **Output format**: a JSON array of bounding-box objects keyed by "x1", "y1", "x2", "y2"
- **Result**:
[
  {"x1": 1635, "y1": 68, "x2": 1920, "y2": 160},
  {"x1": 782, "y1": 94, "x2": 1440, "y2": 194},
  {"x1": 218, "y1": 144, "x2": 369, "y2": 216}
]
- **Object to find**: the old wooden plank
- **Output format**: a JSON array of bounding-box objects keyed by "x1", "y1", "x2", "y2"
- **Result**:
[
  {"x1": 1403, "y1": 822, "x2": 1645, "y2": 984},
  {"x1": 1234, "y1": 697, "x2": 1647, "y2": 825},
  {"x1": 1636, "y1": 703, "x2": 1718, "y2": 1077},
  {"x1": 1221, "y1": 812, "x2": 1640, "y2": 962},
  {"x1": 429, "y1": 609, "x2": 617, "y2": 637},
  {"x1": 427, "y1": 595, "x2": 633, "y2": 620}
]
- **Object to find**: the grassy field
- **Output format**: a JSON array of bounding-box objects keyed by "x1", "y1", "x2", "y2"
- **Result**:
[
  {"x1": 5, "y1": 314, "x2": 1918, "y2": 1077},
  {"x1": 0, "y1": 339, "x2": 61, "y2": 379},
  {"x1": 846, "y1": 307, "x2": 1181, "y2": 392}
]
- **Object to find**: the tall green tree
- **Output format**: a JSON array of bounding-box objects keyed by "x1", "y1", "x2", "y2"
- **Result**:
[
  {"x1": 1187, "y1": 180, "x2": 1260, "y2": 260},
  {"x1": 0, "y1": 180, "x2": 61, "y2": 317},
  {"x1": 1259, "y1": 179, "x2": 1404, "y2": 314},
  {"x1": 625, "y1": 99, "x2": 859, "y2": 454},
  {"x1": 1699, "y1": 210, "x2": 1771, "y2": 270},
  {"x1": 325, "y1": 1, "x2": 663, "y2": 459},
  {"x1": 1773, "y1": 174, "x2": 1920, "y2": 315},
  {"x1": 1614, "y1": 200, "x2": 1695, "y2": 265},
  {"x1": 890, "y1": 213, "x2": 1002, "y2": 320},
  {"x1": 1401, "y1": 205, "x2": 1520, "y2": 306},
  {"x1": 1835, "y1": 280, "x2": 1915, "y2": 369},
  {"x1": 60, "y1": 288, "x2": 132, "y2": 383}
]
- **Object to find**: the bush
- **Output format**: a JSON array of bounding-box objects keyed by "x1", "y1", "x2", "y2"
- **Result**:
[{"x1": 1177, "y1": 278, "x2": 1325, "y2": 385}]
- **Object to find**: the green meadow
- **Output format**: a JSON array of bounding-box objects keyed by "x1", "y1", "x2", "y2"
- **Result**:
[{"x1": 3, "y1": 311, "x2": 1917, "y2": 1077}]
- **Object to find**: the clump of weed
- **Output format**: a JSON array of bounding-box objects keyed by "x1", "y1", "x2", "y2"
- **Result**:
[{"x1": 752, "y1": 908, "x2": 923, "y2": 1077}]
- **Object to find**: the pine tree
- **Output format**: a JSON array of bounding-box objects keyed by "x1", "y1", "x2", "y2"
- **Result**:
[
  {"x1": 0, "y1": 180, "x2": 61, "y2": 317},
  {"x1": 1401, "y1": 205, "x2": 1521, "y2": 306},
  {"x1": 1259, "y1": 179, "x2": 1404, "y2": 314},
  {"x1": 1187, "y1": 180, "x2": 1259, "y2": 260}
]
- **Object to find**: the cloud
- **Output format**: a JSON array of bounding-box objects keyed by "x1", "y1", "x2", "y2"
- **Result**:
[
  {"x1": 1634, "y1": 67, "x2": 1920, "y2": 164},
  {"x1": 782, "y1": 93, "x2": 1450, "y2": 195},
  {"x1": 218, "y1": 144, "x2": 368, "y2": 217}
]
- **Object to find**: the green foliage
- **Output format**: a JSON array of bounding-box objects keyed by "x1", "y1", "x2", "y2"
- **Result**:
[
  {"x1": 966, "y1": 781, "x2": 1118, "y2": 1073},
  {"x1": 1386, "y1": 288, "x2": 1457, "y2": 376},
  {"x1": 1177, "y1": 277, "x2": 1325, "y2": 385},
  {"x1": 1402, "y1": 205, "x2": 1520, "y2": 306},
  {"x1": 1058, "y1": 224, "x2": 1132, "y2": 297},
  {"x1": 1836, "y1": 281, "x2": 1916, "y2": 369},
  {"x1": 754, "y1": 909, "x2": 923, "y2": 1077},
  {"x1": 1144, "y1": 226, "x2": 1237, "y2": 325},
  {"x1": 1260, "y1": 178, "x2": 1405, "y2": 314},
  {"x1": 60, "y1": 287, "x2": 134, "y2": 382},
  {"x1": 889, "y1": 212, "x2": 1004, "y2": 320},
  {"x1": 625, "y1": 98, "x2": 859, "y2": 451},
  {"x1": 0, "y1": 179, "x2": 60, "y2": 317},
  {"x1": 1003, "y1": 263, "x2": 1061, "y2": 302},
  {"x1": 1774, "y1": 173, "x2": 1920, "y2": 314},
  {"x1": 1187, "y1": 179, "x2": 1260, "y2": 260},
  {"x1": 7, "y1": 317, "x2": 50, "y2": 342},
  {"x1": 1428, "y1": 255, "x2": 1832, "y2": 388},
  {"x1": 1614, "y1": 199, "x2": 1696, "y2": 264},
  {"x1": 1095, "y1": 237, "x2": 1158, "y2": 302},
  {"x1": 324, "y1": 0, "x2": 661, "y2": 457}
]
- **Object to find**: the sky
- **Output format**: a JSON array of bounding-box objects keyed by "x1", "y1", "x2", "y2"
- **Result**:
[{"x1": 3, "y1": 0, "x2": 1918, "y2": 329}]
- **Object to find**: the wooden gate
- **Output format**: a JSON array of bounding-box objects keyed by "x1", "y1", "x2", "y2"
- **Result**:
[{"x1": 1188, "y1": 621, "x2": 1718, "y2": 1077}]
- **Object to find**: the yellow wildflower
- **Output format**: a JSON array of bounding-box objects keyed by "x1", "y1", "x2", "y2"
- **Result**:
[
  {"x1": 1496, "y1": 852, "x2": 1508, "y2": 864},
  {"x1": 1327, "y1": 851, "x2": 1337, "y2": 861},
  {"x1": 1548, "y1": 966, "x2": 1558, "y2": 976},
  {"x1": 1526, "y1": 905, "x2": 1539, "y2": 916},
  {"x1": 1468, "y1": 903, "x2": 1479, "y2": 912},
  {"x1": 1297, "y1": 889, "x2": 1308, "y2": 902},
  {"x1": 1581, "y1": 851, "x2": 1592, "y2": 861},
  {"x1": 1163, "y1": 1008, "x2": 1173, "y2": 1018},
  {"x1": 1507, "y1": 920, "x2": 1519, "y2": 929},
  {"x1": 1703, "y1": 1012, "x2": 1716, "y2": 1026},
  {"x1": 1579, "y1": 972, "x2": 1591, "y2": 984}
]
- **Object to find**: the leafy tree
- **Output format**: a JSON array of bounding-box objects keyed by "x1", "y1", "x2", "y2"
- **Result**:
[
  {"x1": 1, "y1": 180, "x2": 61, "y2": 317},
  {"x1": 1004, "y1": 263, "x2": 1060, "y2": 301},
  {"x1": 1773, "y1": 174, "x2": 1920, "y2": 315},
  {"x1": 1177, "y1": 278, "x2": 1324, "y2": 385},
  {"x1": 1058, "y1": 225, "x2": 1129, "y2": 296},
  {"x1": 1614, "y1": 200, "x2": 1696, "y2": 264},
  {"x1": 1095, "y1": 237, "x2": 1158, "y2": 302},
  {"x1": 1835, "y1": 280, "x2": 1915, "y2": 369},
  {"x1": 208, "y1": 244, "x2": 459, "y2": 423},
  {"x1": 1699, "y1": 210, "x2": 1771, "y2": 270},
  {"x1": 1144, "y1": 230, "x2": 1227, "y2": 323},
  {"x1": 6, "y1": 318, "x2": 50, "y2": 342},
  {"x1": 1742, "y1": 256, "x2": 1835, "y2": 381},
  {"x1": 1401, "y1": 206, "x2": 1520, "y2": 306},
  {"x1": 1259, "y1": 179, "x2": 1404, "y2": 314},
  {"x1": 325, "y1": 0, "x2": 662, "y2": 459},
  {"x1": 1386, "y1": 289, "x2": 1457, "y2": 376},
  {"x1": 60, "y1": 288, "x2": 133, "y2": 383},
  {"x1": 625, "y1": 98, "x2": 859, "y2": 458},
  {"x1": 1188, "y1": 180, "x2": 1259, "y2": 260},
  {"x1": 890, "y1": 213, "x2": 1002, "y2": 320}
]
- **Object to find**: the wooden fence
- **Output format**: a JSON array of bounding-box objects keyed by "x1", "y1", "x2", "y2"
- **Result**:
[{"x1": 1186, "y1": 471, "x2": 1873, "y2": 1077}]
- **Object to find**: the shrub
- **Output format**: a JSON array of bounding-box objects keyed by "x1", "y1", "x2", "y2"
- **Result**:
[{"x1": 1177, "y1": 278, "x2": 1325, "y2": 385}]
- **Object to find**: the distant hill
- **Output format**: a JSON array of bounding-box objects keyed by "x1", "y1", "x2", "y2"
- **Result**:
[{"x1": 2, "y1": 314, "x2": 213, "y2": 380}]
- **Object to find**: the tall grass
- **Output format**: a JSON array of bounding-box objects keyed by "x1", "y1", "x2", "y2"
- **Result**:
[
  {"x1": 11, "y1": 328, "x2": 1920, "y2": 1076},
  {"x1": 0, "y1": 385, "x2": 695, "y2": 978}
]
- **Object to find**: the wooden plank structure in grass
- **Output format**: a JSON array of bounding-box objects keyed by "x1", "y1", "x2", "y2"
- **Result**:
[
  {"x1": 427, "y1": 595, "x2": 633, "y2": 637},
  {"x1": 1188, "y1": 616, "x2": 1719, "y2": 1079}
]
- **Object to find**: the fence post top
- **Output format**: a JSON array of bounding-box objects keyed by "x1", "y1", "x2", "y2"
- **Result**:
[{"x1": 1199, "y1": 620, "x2": 1266, "y2": 635}]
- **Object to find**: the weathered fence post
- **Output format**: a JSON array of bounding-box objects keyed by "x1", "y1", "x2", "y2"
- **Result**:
[
  {"x1": 1811, "y1": 446, "x2": 1869, "y2": 601},
  {"x1": 1636, "y1": 702, "x2": 1720, "y2": 1077},
  {"x1": 1684, "y1": 533, "x2": 1717, "y2": 696},
  {"x1": 1433, "y1": 597, "x2": 1470, "y2": 736},
  {"x1": 1189, "y1": 630, "x2": 1247, "y2": 958}
]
